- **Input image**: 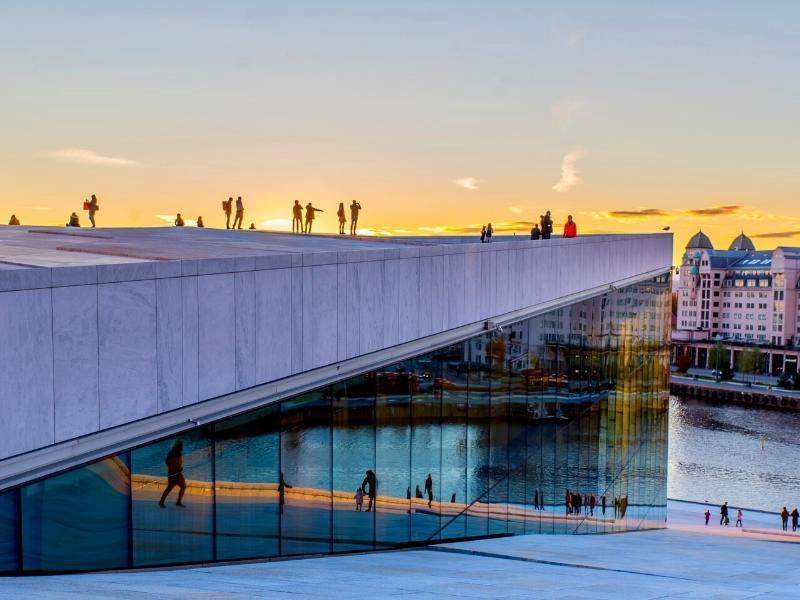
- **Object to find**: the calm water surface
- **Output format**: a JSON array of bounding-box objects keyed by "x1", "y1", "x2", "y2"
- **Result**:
[{"x1": 668, "y1": 396, "x2": 800, "y2": 512}]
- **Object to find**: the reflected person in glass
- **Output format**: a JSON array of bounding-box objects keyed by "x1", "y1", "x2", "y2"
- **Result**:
[{"x1": 158, "y1": 440, "x2": 187, "y2": 508}]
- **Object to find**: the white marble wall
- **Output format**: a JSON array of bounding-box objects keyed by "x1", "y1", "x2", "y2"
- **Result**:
[{"x1": 0, "y1": 234, "x2": 672, "y2": 460}]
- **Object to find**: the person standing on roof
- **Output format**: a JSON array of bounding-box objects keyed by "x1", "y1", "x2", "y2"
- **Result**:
[
  {"x1": 349, "y1": 200, "x2": 362, "y2": 235},
  {"x1": 232, "y1": 196, "x2": 244, "y2": 230},
  {"x1": 87, "y1": 194, "x2": 99, "y2": 227},
  {"x1": 563, "y1": 215, "x2": 577, "y2": 238},
  {"x1": 304, "y1": 202, "x2": 323, "y2": 233},
  {"x1": 292, "y1": 200, "x2": 303, "y2": 233}
]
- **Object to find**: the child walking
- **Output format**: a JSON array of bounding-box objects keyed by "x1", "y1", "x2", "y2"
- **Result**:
[{"x1": 354, "y1": 487, "x2": 364, "y2": 512}]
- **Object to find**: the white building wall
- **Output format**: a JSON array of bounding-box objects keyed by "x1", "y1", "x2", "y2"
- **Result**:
[{"x1": 0, "y1": 233, "x2": 671, "y2": 460}]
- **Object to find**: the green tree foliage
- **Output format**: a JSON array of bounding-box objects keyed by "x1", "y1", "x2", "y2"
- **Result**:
[{"x1": 736, "y1": 348, "x2": 763, "y2": 379}]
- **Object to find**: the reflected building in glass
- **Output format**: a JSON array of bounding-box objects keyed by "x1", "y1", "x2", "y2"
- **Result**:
[{"x1": 0, "y1": 274, "x2": 671, "y2": 573}]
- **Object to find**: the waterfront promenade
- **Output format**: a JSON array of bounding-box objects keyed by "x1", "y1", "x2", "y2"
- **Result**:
[{"x1": 3, "y1": 500, "x2": 798, "y2": 599}]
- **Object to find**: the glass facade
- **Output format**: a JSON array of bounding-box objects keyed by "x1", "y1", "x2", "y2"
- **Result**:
[{"x1": 0, "y1": 274, "x2": 670, "y2": 574}]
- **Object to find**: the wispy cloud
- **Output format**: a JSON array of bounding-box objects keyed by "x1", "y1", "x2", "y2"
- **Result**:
[
  {"x1": 50, "y1": 148, "x2": 140, "y2": 167},
  {"x1": 551, "y1": 100, "x2": 584, "y2": 124},
  {"x1": 553, "y1": 147, "x2": 584, "y2": 193},
  {"x1": 751, "y1": 230, "x2": 800, "y2": 239},
  {"x1": 454, "y1": 177, "x2": 480, "y2": 191},
  {"x1": 606, "y1": 208, "x2": 670, "y2": 220},
  {"x1": 684, "y1": 205, "x2": 741, "y2": 217}
]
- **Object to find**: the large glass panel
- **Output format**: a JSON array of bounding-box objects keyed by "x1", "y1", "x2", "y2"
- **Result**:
[
  {"x1": 22, "y1": 455, "x2": 130, "y2": 572},
  {"x1": 131, "y1": 429, "x2": 214, "y2": 566},
  {"x1": 466, "y1": 337, "x2": 490, "y2": 538},
  {"x1": 375, "y1": 361, "x2": 412, "y2": 548},
  {"x1": 488, "y1": 331, "x2": 510, "y2": 535},
  {"x1": 410, "y1": 352, "x2": 442, "y2": 542},
  {"x1": 0, "y1": 490, "x2": 18, "y2": 573},
  {"x1": 280, "y1": 390, "x2": 332, "y2": 556},
  {"x1": 214, "y1": 404, "x2": 280, "y2": 561},
  {"x1": 438, "y1": 344, "x2": 469, "y2": 541},
  {"x1": 332, "y1": 374, "x2": 375, "y2": 552}
]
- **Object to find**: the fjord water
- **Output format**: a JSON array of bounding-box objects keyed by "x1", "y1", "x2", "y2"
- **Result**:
[{"x1": 669, "y1": 396, "x2": 800, "y2": 512}]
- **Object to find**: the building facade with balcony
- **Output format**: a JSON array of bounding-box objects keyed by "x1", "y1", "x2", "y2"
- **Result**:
[{"x1": 674, "y1": 231, "x2": 800, "y2": 374}]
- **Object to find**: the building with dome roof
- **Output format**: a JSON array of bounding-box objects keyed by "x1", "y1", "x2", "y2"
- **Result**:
[{"x1": 674, "y1": 231, "x2": 800, "y2": 375}]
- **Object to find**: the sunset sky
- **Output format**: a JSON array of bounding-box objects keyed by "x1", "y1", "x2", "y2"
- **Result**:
[{"x1": 2, "y1": 1, "x2": 799, "y2": 264}]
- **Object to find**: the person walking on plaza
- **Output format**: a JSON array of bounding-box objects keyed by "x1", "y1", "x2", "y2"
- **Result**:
[
  {"x1": 780, "y1": 506, "x2": 789, "y2": 531},
  {"x1": 530, "y1": 223, "x2": 541, "y2": 240},
  {"x1": 736, "y1": 508, "x2": 743, "y2": 527},
  {"x1": 8, "y1": 214, "x2": 20, "y2": 225},
  {"x1": 719, "y1": 501, "x2": 728, "y2": 526},
  {"x1": 158, "y1": 440, "x2": 186, "y2": 508},
  {"x1": 425, "y1": 473, "x2": 434, "y2": 508},
  {"x1": 278, "y1": 471, "x2": 292, "y2": 515},
  {"x1": 485, "y1": 222, "x2": 493, "y2": 242},
  {"x1": 232, "y1": 196, "x2": 244, "y2": 230},
  {"x1": 87, "y1": 194, "x2": 99, "y2": 227},
  {"x1": 337, "y1": 202, "x2": 346, "y2": 235},
  {"x1": 349, "y1": 200, "x2": 361, "y2": 235},
  {"x1": 541, "y1": 211, "x2": 553, "y2": 239},
  {"x1": 563, "y1": 214, "x2": 577, "y2": 238},
  {"x1": 704, "y1": 509, "x2": 711, "y2": 525},
  {"x1": 292, "y1": 200, "x2": 303, "y2": 232},
  {"x1": 361, "y1": 469, "x2": 377, "y2": 512},
  {"x1": 304, "y1": 202, "x2": 323, "y2": 233},
  {"x1": 354, "y1": 487, "x2": 364, "y2": 512},
  {"x1": 222, "y1": 197, "x2": 233, "y2": 229},
  {"x1": 174, "y1": 213, "x2": 185, "y2": 227},
  {"x1": 792, "y1": 507, "x2": 799, "y2": 532},
  {"x1": 590, "y1": 494, "x2": 596, "y2": 516}
]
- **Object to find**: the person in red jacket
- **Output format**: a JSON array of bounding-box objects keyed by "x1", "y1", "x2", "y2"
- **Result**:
[{"x1": 563, "y1": 215, "x2": 577, "y2": 238}]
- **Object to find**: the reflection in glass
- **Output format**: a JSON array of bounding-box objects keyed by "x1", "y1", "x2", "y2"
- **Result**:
[
  {"x1": 410, "y1": 352, "x2": 442, "y2": 542},
  {"x1": 332, "y1": 374, "x2": 375, "y2": 552},
  {"x1": 214, "y1": 405, "x2": 280, "y2": 560},
  {"x1": 375, "y1": 361, "x2": 412, "y2": 547},
  {"x1": 438, "y1": 344, "x2": 468, "y2": 541},
  {"x1": 1, "y1": 273, "x2": 670, "y2": 573},
  {"x1": 132, "y1": 429, "x2": 214, "y2": 566},
  {"x1": 280, "y1": 391, "x2": 332, "y2": 556},
  {"x1": 0, "y1": 490, "x2": 18, "y2": 573},
  {"x1": 22, "y1": 455, "x2": 130, "y2": 572}
]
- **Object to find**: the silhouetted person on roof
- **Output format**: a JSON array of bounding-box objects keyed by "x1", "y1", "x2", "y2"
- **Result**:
[
  {"x1": 304, "y1": 202, "x2": 323, "y2": 233},
  {"x1": 8, "y1": 214, "x2": 20, "y2": 226},
  {"x1": 223, "y1": 197, "x2": 233, "y2": 229},
  {"x1": 249, "y1": 222, "x2": 256, "y2": 230},
  {"x1": 158, "y1": 440, "x2": 186, "y2": 508},
  {"x1": 292, "y1": 200, "x2": 303, "y2": 233},
  {"x1": 563, "y1": 215, "x2": 577, "y2": 238},
  {"x1": 530, "y1": 223, "x2": 541, "y2": 240},
  {"x1": 232, "y1": 196, "x2": 244, "y2": 230},
  {"x1": 349, "y1": 200, "x2": 361, "y2": 235},
  {"x1": 480, "y1": 225, "x2": 486, "y2": 243},
  {"x1": 175, "y1": 213, "x2": 185, "y2": 227},
  {"x1": 196, "y1": 216, "x2": 204, "y2": 228},
  {"x1": 337, "y1": 202, "x2": 346, "y2": 235},
  {"x1": 87, "y1": 194, "x2": 99, "y2": 227},
  {"x1": 485, "y1": 223, "x2": 493, "y2": 243},
  {"x1": 67, "y1": 212, "x2": 80, "y2": 227},
  {"x1": 541, "y1": 211, "x2": 553, "y2": 239}
]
